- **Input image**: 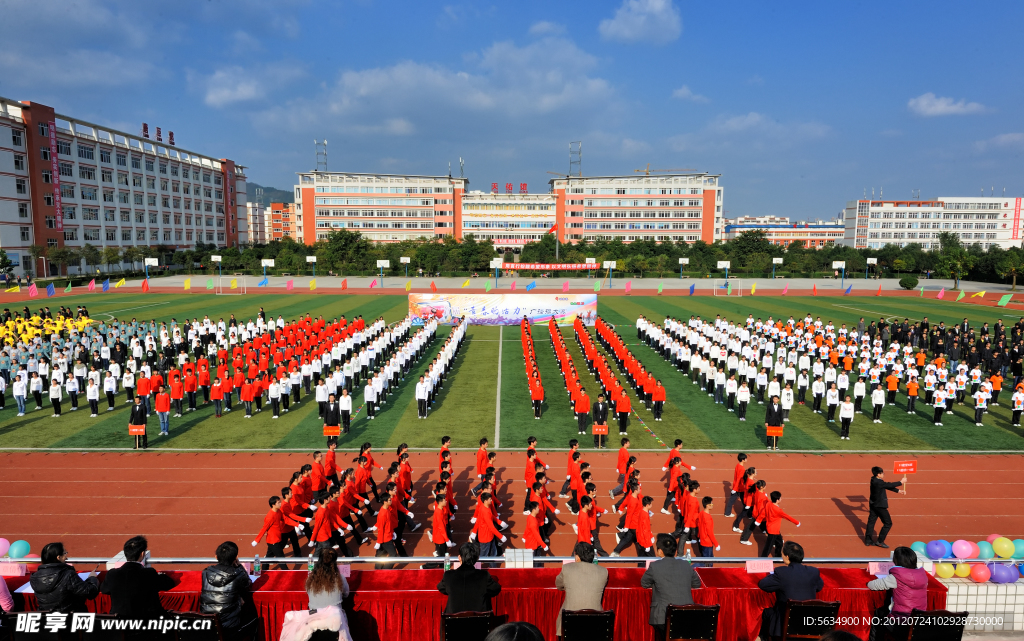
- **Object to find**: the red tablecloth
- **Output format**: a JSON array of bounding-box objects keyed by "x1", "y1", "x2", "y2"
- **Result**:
[{"x1": 5, "y1": 566, "x2": 946, "y2": 641}]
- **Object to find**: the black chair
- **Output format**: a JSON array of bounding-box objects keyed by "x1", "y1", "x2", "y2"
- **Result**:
[
  {"x1": 665, "y1": 604, "x2": 721, "y2": 641},
  {"x1": 168, "y1": 611, "x2": 224, "y2": 641},
  {"x1": 561, "y1": 609, "x2": 614, "y2": 641},
  {"x1": 780, "y1": 599, "x2": 841, "y2": 640},
  {"x1": 441, "y1": 611, "x2": 494, "y2": 641},
  {"x1": 906, "y1": 609, "x2": 968, "y2": 641}
]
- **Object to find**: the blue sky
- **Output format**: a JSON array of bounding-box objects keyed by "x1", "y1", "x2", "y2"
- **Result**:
[{"x1": 2, "y1": 0, "x2": 1023, "y2": 220}]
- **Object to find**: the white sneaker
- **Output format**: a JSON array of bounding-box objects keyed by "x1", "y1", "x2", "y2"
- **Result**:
[
  {"x1": 90, "y1": 414, "x2": 97, "y2": 417},
  {"x1": 661, "y1": 508, "x2": 672, "y2": 515},
  {"x1": 733, "y1": 527, "x2": 742, "y2": 533},
  {"x1": 740, "y1": 540, "x2": 753, "y2": 546}
]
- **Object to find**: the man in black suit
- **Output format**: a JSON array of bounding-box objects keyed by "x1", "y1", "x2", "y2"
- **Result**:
[
  {"x1": 100, "y1": 536, "x2": 176, "y2": 624},
  {"x1": 128, "y1": 396, "x2": 148, "y2": 450},
  {"x1": 757, "y1": 541, "x2": 824, "y2": 640},
  {"x1": 437, "y1": 542, "x2": 501, "y2": 613},
  {"x1": 765, "y1": 395, "x2": 783, "y2": 450},
  {"x1": 323, "y1": 393, "x2": 341, "y2": 433},
  {"x1": 865, "y1": 466, "x2": 906, "y2": 548},
  {"x1": 592, "y1": 393, "x2": 609, "y2": 449}
]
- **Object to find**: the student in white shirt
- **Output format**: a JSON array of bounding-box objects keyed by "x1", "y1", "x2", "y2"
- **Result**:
[
  {"x1": 854, "y1": 377, "x2": 867, "y2": 413},
  {"x1": 30, "y1": 373, "x2": 44, "y2": 410},
  {"x1": 13, "y1": 376, "x2": 27, "y2": 416},
  {"x1": 826, "y1": 384, "x2": 840, "y2": 423},
  {"x1": 64, "y1": 376, "x2": 80, "y2": 411},
  {"x1": 932, "y1": 387, "x2": 947, "y2": 426},
  {"x1": 972, "y1": 387, "x2": 989, "y2": 426},
  {"x1": 268, "y1": 380, "x2": 281, "y2": 418},
  {"x1": 780, "y1": 384, "x2": 794, "y2": 422},
  {"x1": 364, "y1": 380, "x2": 376, "y2": 420},
  {"x1": 339, "y1": 389, "x2": 353, "y2": 433},
  {"x1": 103, "y1": 372, "x2": 117, "y2": 411},
  {"x1": 1011, "y1": 388, "x2": 1024, "y2": 427},
  {"x1": 871, "y1": 384, "x2": 886, "y2": 423},
  {"x1": 48, "y1": 379, "x2": 62, "y2": 417},
  {"x1": 415, "y1": 375, "x2": 430, "y2": 419},
  {"x1": 839, "y1": 396, "x2": 855, "y2": 439},
  {"x1": 86, "y1": 379, "x2": 100, "y2": 417},
  {"x1": 736, "y1": 382, "x2": 750, "y2": 421}
]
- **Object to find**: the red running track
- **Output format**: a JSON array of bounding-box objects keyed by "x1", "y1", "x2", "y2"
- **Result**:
[{"x1": 0, "y1": 452, "x2": 1021, "y2": 562}]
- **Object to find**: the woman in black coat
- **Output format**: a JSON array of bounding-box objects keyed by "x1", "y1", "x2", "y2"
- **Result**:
[{"x1": 29, "y1": 542, "x2": 99, "y2": 613}]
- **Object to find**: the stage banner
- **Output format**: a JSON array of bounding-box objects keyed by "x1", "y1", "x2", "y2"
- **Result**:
[
  {"x1": 501, "y1": 263, "x2": 594, "y2": 271},
  {"x1": 409, "y1": 293, "x2": 597, "y2": 326}
]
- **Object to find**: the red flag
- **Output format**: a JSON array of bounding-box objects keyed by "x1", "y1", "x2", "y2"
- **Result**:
[
  {"x1": 341, "y1": 279, "x2": 347, "y2": 290},
  {"x1": 812, "y1": 284, "x2": 817, "y2": 296},
  {"x1": 876, "y1": 285, "x2": 881, "y2": 296},
  {"x1": 547, "y1": 223, "x2": 557, "y2": 234},
  {"x1": 141, "y1": 279, "x2": 150, "y2": 293},
  {"x1": 430, "y1": 281, "x2": 437, "y2": 293}
]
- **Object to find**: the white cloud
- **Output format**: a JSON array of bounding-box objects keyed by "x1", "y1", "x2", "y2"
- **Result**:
[
  {"x1": 621, "y1": 138, "x2": 651, "y2": 155},
  {"x1": 0, "y1": 49, "x2": 153, "y2": 88},
  {"x1": 907, "y1": 92, "x2": 987, "y2": 117},
  {"x1": 192, "y1": 63, "x2": 306, "y2": 108},
  {"x1": 975, "y1": 133, "x2": 1024, "y2": 152},
  {"x1": 669, "y1": 112, "x2": 830, "y2": 152},
  {"x1": 599, "y1": 0, "x2": 681, "y2": 45},
  {"x1": 671, "y1": 85, "x2": 709, "y2": 103},
  {"x1": 529, "y1": 21, "x2": 565, "y2": 36},
  {"x1": 255, "y1": 35, "x2": 614, "y2": 137}
]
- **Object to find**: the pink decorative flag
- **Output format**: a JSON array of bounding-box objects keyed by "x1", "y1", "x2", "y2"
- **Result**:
[
  {"x1": 88, "y1": 279, "x2": 96, "y2": 291},
  {"x1": 286, "y1": 280, "x2": 294, "y2": 291},
  {"x1": 782, "y1": 283, "x2": 789, "y2": 295},
  {"x1": 369, "y1": 279, "x2": 377, "y2": 289},
  {"x1": 937, "y1": 287, "x2": 945, "y2": 299},
  {"x1": 625, "y1": 281, "x2": 632, "y2": 294},
  {"x1": 28, "y1": 283, "x2": 38, "y2": 298},
  {"x1": 510, "y1": 281, "x2": 516, "y2": 291},
  {"x1": 562, "y1": 281, "x2": 569, "y2": 292}
]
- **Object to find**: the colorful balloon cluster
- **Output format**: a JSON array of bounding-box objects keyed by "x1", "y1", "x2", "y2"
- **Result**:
[
  {"x1": 912, "y1": 534, "x2": 1024, "y2": 583},
  {"x1": 0, "y1": 538, "x2": 31, "y2": 560}
]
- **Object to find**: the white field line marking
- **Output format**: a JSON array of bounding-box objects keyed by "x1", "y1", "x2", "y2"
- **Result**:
[
  {"x1": 494, "y1": 325, "x2": 502, "y2": 448},
  {"x1": 101, "y1": 301, "x2": 172, "y2": 320}
]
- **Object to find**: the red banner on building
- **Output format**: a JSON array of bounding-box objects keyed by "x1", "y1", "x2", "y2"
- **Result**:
[
  {"x1": 1014, "y1": 198, "x2": 1021, "y2": 241},
  {"x1": 48, "y1": 121, "x2": 62, "y2": 231},
  {"x1": 501, "y1": 263, "x2": 595, "y2": 270}
]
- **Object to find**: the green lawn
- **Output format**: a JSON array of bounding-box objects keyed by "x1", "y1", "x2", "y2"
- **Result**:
[{"x1": 0, "y1": 292, "x2": 1020, "y2": 451}]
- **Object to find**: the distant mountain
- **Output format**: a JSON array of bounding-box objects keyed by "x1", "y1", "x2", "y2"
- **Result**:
[{"x1": 247, "y1": 182, "x2": 294, "y2": 204}]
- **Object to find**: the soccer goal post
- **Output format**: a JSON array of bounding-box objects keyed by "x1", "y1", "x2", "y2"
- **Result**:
[
  {"x1": 713, "y1": 279, "x2": 743, "y2": 296},
  {"x1": 216, "y1": 276, "x2": 246, "y2": 295}
]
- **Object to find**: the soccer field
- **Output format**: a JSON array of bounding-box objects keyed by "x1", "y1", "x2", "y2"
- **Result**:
[{"x1": 1, "y1": 291, "x2": 1021, "y2": 452}]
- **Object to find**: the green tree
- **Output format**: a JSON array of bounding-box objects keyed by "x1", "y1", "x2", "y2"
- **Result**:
[
  {"x1": 46, "y1": 247, "x2": 74, "y2": 277},
  {"x1": 996, "y1": 250, "x2": 1024, "y2": 291},
  {"x1": 27, "y1": 244, "x2": 44, "y2": 276},
  {"x1": 102, "y1": 246, "x2": 122, "y2": 274},
  {"x1": 0, "y1": 249, "x2": 15, "y2": 280},
  {"x1": 934, "y1": 232, "x2": 976, "y2": 290},
  {"x1": 892, "y1": 257, "x2": 915, "y2": 276},
  {"x1": 122, "y1": 247, "x2": 142, "y2": 271},
  {"x1": 79, "y1": 243, "x2": 101, "y2": 275},
  {"x1": 729, "y1": 230, "x2": 774, "y2": 262}
]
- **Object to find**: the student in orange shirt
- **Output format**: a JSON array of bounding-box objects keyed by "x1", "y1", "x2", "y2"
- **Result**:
[
  {"x1": 885, "y1": 372, "x2": 899, "y2": 405},
  {"x1": 906, "y1": 377, "x2": 919, "y2": 414},
  {"x1": 990, "y1": 373, "x2": 1003, "y2": 405}
]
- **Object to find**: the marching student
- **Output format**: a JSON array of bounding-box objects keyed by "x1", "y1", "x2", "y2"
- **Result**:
[
  {"x1": 610, "y1": 438, "x2": 631, "y2": 498},
  {"x1": 695, "y1": 496, "x2": 720, "y2": 567},
  {"x1": 724, "y1": 453, "x2": 748, "y2": 517},
  {"x1": 252, "y1": 496, "x2": 286, "y2": 559},
  {"x1": 521, "y1": 501, "x2": 549, "y2": 560},
  {"x1": 760, "y1": 491, "x2": 800, "y2": 558},
  {"x1": 731, "y1": 467, "x2": 757, "y2": 532},
  {"x1": 468, "y1": 492, "x2": 508, "y2": 562},
  {"x1": 471, "y1": 438, "x2": 490, "y2": 496},
  {"x1": 839, "y1": 395, "x2": 855, "y2": 440},
  {"x1": 739, "y1": 479, "x2": 767, "y2": 546},
  {"x1": 559, "y1": 439, "x2": 581, "y2": 498}
]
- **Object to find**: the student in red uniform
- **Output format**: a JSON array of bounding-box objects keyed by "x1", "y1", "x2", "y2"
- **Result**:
[
  {"x1": 651, "y1": 380, "x2": 667, "y2": 421},
  {"x1": 370, "y1": 494, "x2": 398, "y2": 569},
  {"x1": 521, "y1": 501, "x2": 549, "y2": 563},
  {"x1": 210, "y1": 377, "x2": 224, "y2": 417},
  {"x1": 615, "y1": 387, "x2": 631, "y2": 435},
  {"x1": 469, "y1": 493, "x2": 507, "y2": 563},
  {"x1": 724, "y1": 453, "x2": 748, "y2": 517},
  {"x1": 169, "y1": 375, "x2": 184, "y2": 417},
  {"x1": 663, "y1": 457, "x2": 684, "y2": 514},
  {"x1": 575, "y1": 497, "x2": 595, "y2": 543},
  {"x1": 740, "y1": 480, "x2": 768, "y2": 546},
  {"x1": 531, "y1": 377, "x2": 545, "y2": 418},
  {"x1": 526, "y1": 437, "x2": 548, "y2": 471},
  {"x1": 575, "y1": 387, "x2": 591, "y2": 435},
  {"x1": 760, "y1": 491, "x2": 800, "y2": 558},
  {"x1": 677, "y1": 480, "x2": 701, "y2": 549},
  {"x1": 695, "y1": 496, "x2": 720, "y2": 567},
  {"x1": 240, "y1": 379, "x2": 254, "y2": 418},
  {"x1": 197, "y1": 366, "x2": 211, "y2": 405},
  {"x1": 310, "y1": 450, "x2": 329, "y2": 502},
  {"x1": 559, "y1": 439, "x2": 580, "y2": 498},
  {"x1": 471, "y1": 438, "x2": 490, "y2": 496},
  {"x1": 662, "y1": 439, "x2": 696, "y2": 472},
  {"x1": 731, "y1": 467, "x2": 757, "y2": 532},
  {"x1": 438, "y1": 435, "x2": 452, "y2": 473},
  {"x1": 183, "y1": 371, "x2": 198, "y2": 412},
  {"x1": 610, "y1": 437, "x2": 631, "y2": 498},
  {"x1": 306, "y1": 495, "x2": 334, "y2": 552},
  {"x1": 586, "y1": 483, "x2": 608, "y2": 556},
  {"x1": 252, "y1": 496, "x2": 286, "y2": 558},
  {"x1": 324, "y1": 441, "x2": 339, "y2": 486},
  {"x1": 430, "y1": 494, "x2": 455, "y2": 557}
]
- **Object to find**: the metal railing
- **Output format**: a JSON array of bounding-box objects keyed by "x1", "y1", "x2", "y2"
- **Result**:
[{"x1": 5, "y1": 555, "x2": 1004, "y2": 567}]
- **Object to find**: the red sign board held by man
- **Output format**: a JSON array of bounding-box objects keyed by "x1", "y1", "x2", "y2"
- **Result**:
[{"x1": 893, "y1": 460, "x2": 917, "y2": 474}]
